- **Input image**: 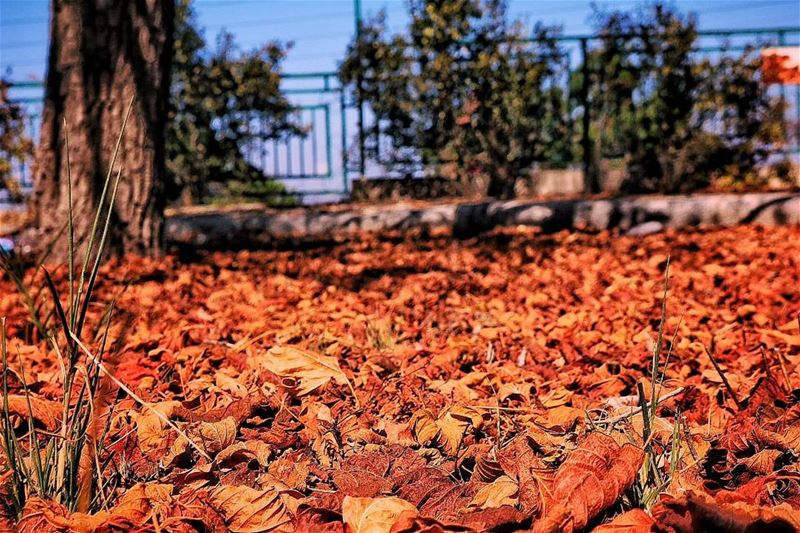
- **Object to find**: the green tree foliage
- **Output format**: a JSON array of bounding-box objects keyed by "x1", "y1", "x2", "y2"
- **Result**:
[
  {"x1": 340, "y1": 0, "x2": 573, "y2": 199},
  {"x1": 167, "y1": 0, "x2": 301, "y2": 203},
  {"x1": 0, "y1": 80, "x2": 33, "y2": 201},
  {"x1": 343, "y1": 1, "x2": 787, "y2": 197},
  {"x1": 454, "y1": 20, "x2": 573, "y2": 198},
  {"x1": 586, "y1": 4, "x2": 786, "y2": 193}
]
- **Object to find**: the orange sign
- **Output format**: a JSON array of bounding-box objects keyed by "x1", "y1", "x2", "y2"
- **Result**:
[{"x1": 761, "y1": 46, "x2": 800, "y2": 85}]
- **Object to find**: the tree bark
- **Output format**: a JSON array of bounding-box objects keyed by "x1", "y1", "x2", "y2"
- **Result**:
[
  {"x1": 486, "y1": 168, "x2": 516, "y2": 200},
  {"x1": 25, "y1": 0, "x2": 174, "y2": 260}
]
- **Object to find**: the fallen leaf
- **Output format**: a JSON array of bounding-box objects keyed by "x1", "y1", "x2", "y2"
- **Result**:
[
  {"x1": 734, "y1": 449, "x2": 783, "y2": 476},
  {"x1": 3, "y1": 394, "x2": 61, "y2": 431},
  {"x1": 533, "y1": 405, "x2": 584, "y2": 434},
  {"x1": 215, "y1": 439, "x2": 273, "y2": 468},
  {"x1": 759, "y1": 329, "x2": 800, "y2": 346},
  {"x1": 590, "y1": 509, "x2": 656, "y2": 532},
  {"x1": 411, "y1": 409, "x2": 440, "y2": 448},
  {"x1": 390, "y1": 514, "x2": 474, "y2": 532},
  {"x1": 436, "y1": 407, "x2": 484, "y2": 456},
  {"x1": 342, "y1": 496, "x2": 418, "y2": 533},
  {"x1": 133, "y1": 400, "x2": 183, "y2": 454},
  {"x1": 532, "y1": 432, "x2": 644, "y2": 533},
  {"x1": 190, "y1": 416, "x2": 238, "y2": 455},
  {"x1": 411, "y1": 406, "x2": 483, "y2": 456},
  {"x1": 652, "y1": 491, "x2": 800, "y2": 533},
  {"x1": 255, "y1": 346, "x2": 355, "y2": 399},
  {"x1": 207, "y1": 484, "x2": 293, "y2": 533},
  {"x1": 466, "y1": 476, "x2": 518, "y2": 510},
  {"x1": 17, "y1": 483, "x2": 173, "y2": 533}
]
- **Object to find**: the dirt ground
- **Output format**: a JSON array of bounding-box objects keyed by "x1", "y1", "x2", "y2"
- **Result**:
[{"x1": 1, "y1": 224, "x2": 799, "y2": 532}]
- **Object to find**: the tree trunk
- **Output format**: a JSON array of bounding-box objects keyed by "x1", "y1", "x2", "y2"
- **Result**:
[
  {"x1": 486, "y1": 169, "x2": 516, "y2": 200},
  {"x1": 25, "y1": 0, "x2": 174, "y2": 260}
]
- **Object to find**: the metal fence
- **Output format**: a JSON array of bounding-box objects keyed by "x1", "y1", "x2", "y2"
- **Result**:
[
  {"x1": 243, "y1": 72, "x2": 354, "y2": 200},
  {"x1": 351, "y1": 26, "x2": 800, "y2": 186},
  {"x1": 559, "y1": 26, "x2": 800, "y2": 190},
  {"x1": 4, "y1": 73, "x2": 356, "y2": 201},
  {"x1": 4, "y1": 26, "x2": 799, "y2": 201}
]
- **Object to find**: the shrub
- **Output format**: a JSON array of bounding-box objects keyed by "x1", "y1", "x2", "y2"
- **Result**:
[
  {"x1": 0, "y1": 80, "x2": 33, "y2": 202},
  {"x1": 166, "y1": 0, "x2": 301, "y2": 204},
  {"x1": 586, "y1": 4, "x2": 787, "y2": 193},
  {"x1": 342, "y1": 1, "x2": 788, "y2": 197},
  {"x1": 340, "y1": 0, "x2": 574, "y2": 199}
]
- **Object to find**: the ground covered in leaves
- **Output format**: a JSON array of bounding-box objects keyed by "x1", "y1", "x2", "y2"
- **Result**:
[{"x1": 2, "y1": 224, "x2": 800, "y2": 532}]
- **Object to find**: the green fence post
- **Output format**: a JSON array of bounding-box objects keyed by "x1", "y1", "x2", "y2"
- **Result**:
[
  {"x1": 340, "y1": 88, "x2": 350, "y2": 194},
  {"x1": 324, "y1": 104, "x2": 333, "y2": 181},
  {"x1": 580, "y1": 38, "x2": 598, "y2": 194},
  {"x1": 354, "y1": 0, "x2": 366, "y2": 179}
]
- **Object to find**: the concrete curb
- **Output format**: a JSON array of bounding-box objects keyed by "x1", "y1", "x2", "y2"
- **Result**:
[{"x1": 164, "y1": 191, "x2": 800, "y2": 249}]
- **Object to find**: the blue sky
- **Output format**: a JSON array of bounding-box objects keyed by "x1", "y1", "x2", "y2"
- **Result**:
[{"x1": 2, "y1": 0, "x2": 799, "y2": 80}]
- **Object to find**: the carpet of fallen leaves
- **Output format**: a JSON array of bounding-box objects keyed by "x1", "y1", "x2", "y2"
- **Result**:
[{"x1": 2, "y1": 224, "x2": 800, "y2": 532}]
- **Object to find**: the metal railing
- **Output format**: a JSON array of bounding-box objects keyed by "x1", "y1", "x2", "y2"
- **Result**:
[
  {"x1": 5, "y1": 26, "x2": 799, "y2": 201},
  {"x1": 243, "y1": 72, "x2": 352, "y2": 197},
  {"x1": 557, "y1": 26, "x2": 800, "y2": 190},
  {"x1": 5, "y1": 72, "x2": 355, "y2": 199},
  {"x1": 354, "y1": 26, "x2": 799, "y2": 185}
]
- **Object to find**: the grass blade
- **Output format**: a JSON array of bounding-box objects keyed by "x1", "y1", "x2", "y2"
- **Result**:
[
  {"x1": 704, "y1": 339, "x2": 743, "y2": 410},
  {"x1": 75, "y1": 165, "x2": 124, "y2": 340},
  {"x1": 42, "y1": 268, "x2": 74, "y2": 362},
  {"x1": 650, "y1": 257, "x2": 670, "y2": 423},
  {"x1": 74, "y1": 95, "x2": 135, "y2": 334},
  {"x1": 15, "y1": 348, "x2": 46, "y2": 496},
  {"x1": 1, "y1": 318, "x2": 26, "y2": 513},
  {"x1": 64, "y1": 117, "x2": 75, "y2": 330}
]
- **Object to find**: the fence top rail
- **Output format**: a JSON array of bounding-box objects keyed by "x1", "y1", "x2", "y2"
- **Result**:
[
  {"x1": 5, "y1": 26, "x2": 797, "y2": 91},
  {"x1": 3, "y1": 80, "x2": 43, "y2": 89},
  {"x1": 281, "y1": 71, "x2": 338, "y2": 80},
  {"x1": 6, "y1": 71, "x2": 342, "y2": 91},
  {"x1": 554, "y1": 26, "x2": 800, "y2": 42}
]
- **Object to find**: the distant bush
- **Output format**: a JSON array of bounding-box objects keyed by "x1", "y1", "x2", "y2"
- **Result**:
[
  {"x1": 0, "y1": 80, "x2": 33, "y2": 202},
  {"x1": 341, "y1": 1, "x2": 788, "y2": 197},
  {"x1": 166, "y1": 0, "x2": 300, "y2": 205},
  {"x1": 340, "y1": 0, "x2": 574, "y2": 199},
  {"x1": 586, "y1": 4, "x2": 787, "y2": 193}
]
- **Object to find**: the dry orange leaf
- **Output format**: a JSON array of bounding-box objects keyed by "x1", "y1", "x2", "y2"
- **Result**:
[
  {"x1": 540, "y1": 388, "x2": 571, "y2": 408},
  {"x1": 3, "y1": 394, "x2": 61, "y2": 431},
  {"x1": 215, "y1": 438, "x2": 273, "y2": 468},
  {"x1": 161, "y1": 416, "x2": 238, "y2": 466},
  {"x1": 255, "y1": 346, "x2": 357, "y2": 403},
  {"x1": 533, "y1": 405, "x2": 584, "y2": 434},
  {"x1": 411, "y1": 406, "x2": 484, "y2": 456},
  {"x1": 735, "y1": 449, "x2": 783, "y2": 475},
  {"x1": 437, "y1": 406, "x2": 484, "y2": 455},
  {"x1": 759, "y1": 328, "x2": 800, "y2": 346},
  {"x1": 533, "y1": 432, "x2": 644, "y2": 533},
  {"x1": 190, "y1": 416, "x2": 238, "y2": 455},
  {"x1": 590, "y1": 509, "x2": 656, "y2": 532},
  {"x1": 389, "y1": 514, "x2": 474, "y2": 532},
  {"x1": 653, "y1": 491, "x2": 800, "y2": 532},
  {"x1": 466, "y1": 476, "x2": 519, "y2": 510},
  {"x1": 17, "y1": 483, "x2": 172, "y2": 533},
  {"x1": 342, "y1": 496, "x2": 418, "y2": 533},
  {"x1": 410, "y1": 409, "x2": 440, "y2": 448},
  {"x1": 133, "y1": 400, "x2": 182, "y2": 454},
  {"x1": 207, "y1": 484, "x2": 293, "y2": 533}
]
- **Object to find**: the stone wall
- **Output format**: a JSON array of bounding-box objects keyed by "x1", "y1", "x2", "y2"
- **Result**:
[
  {"x1": 165, "y1": 191, "x2": 800, "y2": 250},
  {"x1": 5, "y1": 192, "x2": 798, "y2": 250}
]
